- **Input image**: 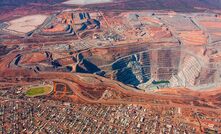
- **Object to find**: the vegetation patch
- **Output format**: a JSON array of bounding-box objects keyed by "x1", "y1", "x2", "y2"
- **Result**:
[
  {"x1": 26, "y1": 85, "x2": 52, "y2": 97},
  {"x1": 152, "y1": 80, "x2": 170, "y2": 85}
]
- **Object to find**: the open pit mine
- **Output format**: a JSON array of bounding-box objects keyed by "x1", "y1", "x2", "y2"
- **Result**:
[{"x1": 0, "y1": 0, "x2": 221, "y2": 133}]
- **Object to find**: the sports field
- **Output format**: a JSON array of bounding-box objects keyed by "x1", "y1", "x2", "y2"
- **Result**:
[{"x1": 26, "y1": 85, "x2": 52, "y2": 97}]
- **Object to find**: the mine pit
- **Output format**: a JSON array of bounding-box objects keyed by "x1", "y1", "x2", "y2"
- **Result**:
[{"x1": 77, "y1": 46, "x2": 219, "y2": 90}]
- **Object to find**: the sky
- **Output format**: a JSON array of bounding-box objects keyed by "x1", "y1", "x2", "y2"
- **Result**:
[{"x1": 63, "y1": 0, "x2": 112, "y2": 5}]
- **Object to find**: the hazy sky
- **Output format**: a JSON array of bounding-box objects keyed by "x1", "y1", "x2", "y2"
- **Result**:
[{"x1": 63, "y1": 0, "x2": 112, "y2": 5}]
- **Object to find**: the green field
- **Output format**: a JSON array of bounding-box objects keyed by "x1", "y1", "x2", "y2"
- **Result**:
[{"x1": 26, "y1": 85, "x2": 52, "y2": 97}]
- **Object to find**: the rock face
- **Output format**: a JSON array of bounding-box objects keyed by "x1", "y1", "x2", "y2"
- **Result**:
[
  {"x1": 170, "y1": 56, "x2": 201, "y2": 87},
  {"x1": 114, "y1": 54, "x2": 149, "y2": 86},
  {"x1": 76, "y1": 59, "x2": 101, "y2": 73}
]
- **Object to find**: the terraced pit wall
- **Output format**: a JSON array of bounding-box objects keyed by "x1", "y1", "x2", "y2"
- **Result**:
[{"x1": 76, "y1": 44, "x2": 220, "y2": 89}]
